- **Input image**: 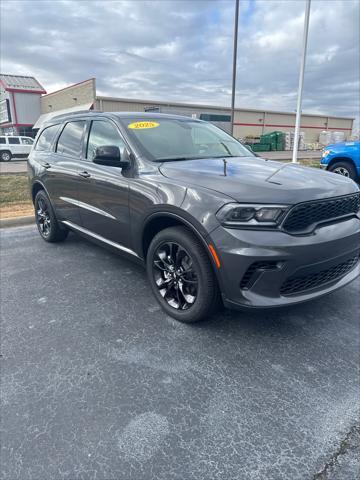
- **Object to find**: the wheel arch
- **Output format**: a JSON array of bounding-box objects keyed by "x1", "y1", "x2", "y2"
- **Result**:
[
  {"x1": 0, "y1": 149, "x2": 12, "y2": 157},
  {"x1": 31, "y1": 181, "x2": 49, "y2": 204},
  {"x1": 327, "y1": 156, "x2": 356, "y2": 170},
  {"x1": 141, "y1": 212, "x2": 222, "y2": 284}
]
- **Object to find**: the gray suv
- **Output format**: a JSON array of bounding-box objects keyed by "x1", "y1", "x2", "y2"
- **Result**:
[{"x1": 28, "y1": 112, "x2": 360, "y2": 322}]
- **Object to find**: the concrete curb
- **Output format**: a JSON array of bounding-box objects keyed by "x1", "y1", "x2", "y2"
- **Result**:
[{"x1": 0, "y1": 216, "x2": 34, "y2": 229}]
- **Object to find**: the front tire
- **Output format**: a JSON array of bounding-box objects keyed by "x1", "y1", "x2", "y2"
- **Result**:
[
  {"x1": 34, "y1": 190, "x2": 68, "y2": 242},
  {"x1": 146, "y1": 226, "x2": 220, "y2": 323},
  {"x1": 0, "y1": 151, "x2": 12, "y2": 162},
  {"x1": 329, "y1": 161, "x2": 357, "y2": 181}
]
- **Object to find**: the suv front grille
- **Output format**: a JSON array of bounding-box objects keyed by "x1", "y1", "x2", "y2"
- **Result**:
[
  {"x1": 282, "y1": 192, "x2": 360, "y2": 234},
  {"x1": 280, "y1": 253, "x2": 359, "y2": 296}
]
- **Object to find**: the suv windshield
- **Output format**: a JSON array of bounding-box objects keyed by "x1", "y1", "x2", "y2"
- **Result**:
[{"x1": 120, "y1": 117, "x2": 253, "y2": 161}]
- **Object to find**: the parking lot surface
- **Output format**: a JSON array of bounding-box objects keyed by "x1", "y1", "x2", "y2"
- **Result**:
[
  {"x1": 0, "y1": 159, "x2": 28, "y2": 175},
  {"x1": 1, "y1": 225, "x2": 359, "y2": 480}
]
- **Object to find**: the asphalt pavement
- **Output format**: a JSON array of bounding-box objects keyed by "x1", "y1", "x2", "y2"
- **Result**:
[
  {"x1": 263, "y1": 150, "x2": 321, "y2": 161},
  {"x1": 0, "y1": 159, "x2": 28, "y2": 175},
  {"x1": 1, "y1": 225, "x2": 359, "y2": 480}
]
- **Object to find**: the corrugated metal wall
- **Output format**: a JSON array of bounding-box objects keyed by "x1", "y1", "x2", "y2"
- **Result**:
[
  {"x1": 96, "y1": 98, "x2": 228, "y2": 117},
  {"x1": 42, "y1": 80, "x2": 353, "y2": 143},
  {"x1": 96, "y1": 97, "x2": 353, "y2": 142}
]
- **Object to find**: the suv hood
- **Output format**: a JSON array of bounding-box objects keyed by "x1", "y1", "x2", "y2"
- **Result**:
[
  {"x1": 159, "y1": 156, "x2": 358, "y2": 204},
  {"x1": 325, "y1": 141, "x2": 359, "y2": 151}
]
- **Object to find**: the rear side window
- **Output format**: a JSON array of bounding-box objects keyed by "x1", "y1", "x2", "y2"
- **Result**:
[
  {"x1": 21, "y1": 137, "x2": 34, "y2": 145},
  {"x1": 8, "y1": 138, "x2": 20, "y2": 144},
  {"x1": 56, "y1": 121, "x2": 86, "y2": 157},
  {"x1": 35, "y1": 125, "x2": 60, "y2": 152},
  {"x1": 0, "y1": 137, "x2": 6, "y2": 144}
]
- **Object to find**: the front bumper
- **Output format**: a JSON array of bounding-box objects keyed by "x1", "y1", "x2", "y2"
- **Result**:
[{"x1": 208, "y1": 218, "x2": 360, "y2": 309}]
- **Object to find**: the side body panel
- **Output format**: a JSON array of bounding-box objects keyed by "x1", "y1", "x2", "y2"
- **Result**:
[
  {"x1": 42, "y1": 150, "x2": 82, "y2": 224},
  {"x1": 129, "y1": 173, "x2": 188, "y2": 257},
  {"x1": 129, "y1": 167, "x2": 231, "y2": 270},
  {"x1": 76, "y1": 159, "x2": 131, "y2": 247}
]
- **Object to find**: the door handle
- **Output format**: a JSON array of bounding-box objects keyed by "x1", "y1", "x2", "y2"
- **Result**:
[
  {"x1": 42, "y1": 162, "x2": 51, "y2": 169},
  {"x1": 79, "y1": 171, "x2": 91, "y2": 178}
]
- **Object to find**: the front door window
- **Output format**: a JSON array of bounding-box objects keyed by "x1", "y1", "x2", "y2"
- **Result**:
[{"x1": 86, "y1": 120, "x2": 126, "y2": 160}]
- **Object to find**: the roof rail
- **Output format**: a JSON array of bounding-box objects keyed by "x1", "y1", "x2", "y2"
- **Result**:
[{"x1": 51, "y1": 109, "x2": 101, "y2": 121}]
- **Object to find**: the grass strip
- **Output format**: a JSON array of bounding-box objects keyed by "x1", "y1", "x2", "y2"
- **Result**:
[{"x1": 0, "y1": 174, "x2": 33, "y2": 218}]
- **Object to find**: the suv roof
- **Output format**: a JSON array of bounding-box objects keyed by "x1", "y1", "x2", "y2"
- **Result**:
[{"x1": 44, "y1": 111, "x2": 201, "y2": 128}]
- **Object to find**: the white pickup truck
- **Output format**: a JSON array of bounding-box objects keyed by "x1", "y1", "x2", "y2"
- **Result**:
[{"x1": 0, "y1": 135, "x2": 34, "y2": 161}]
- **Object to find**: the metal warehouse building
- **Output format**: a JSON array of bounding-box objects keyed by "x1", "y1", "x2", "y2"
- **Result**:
[{"x1": 34, "y1": 77, "x2": 354, "y2": 143}]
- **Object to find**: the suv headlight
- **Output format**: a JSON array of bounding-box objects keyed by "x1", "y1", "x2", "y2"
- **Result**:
[
  {"x1": 216, "y1": 203, "x2": 288, "y2": 228},
  {"x1": 322, "y1": 149, "x2": 330, "y2": 158}
]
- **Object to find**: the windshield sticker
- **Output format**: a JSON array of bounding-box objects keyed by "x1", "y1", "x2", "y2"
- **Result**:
[{"x1": 128, "y1": 121, "x2": 159, "y2": 130}]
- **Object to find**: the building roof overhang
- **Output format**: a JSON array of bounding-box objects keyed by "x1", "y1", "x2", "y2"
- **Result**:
[{"x1": 33, "y1": 103, "x2": 93, "y2": 129}]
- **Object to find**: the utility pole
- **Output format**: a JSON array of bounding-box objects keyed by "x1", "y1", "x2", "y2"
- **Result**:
[
  {"x1": 230, "y1": 0, "x2": 239, "y2": 136},
  {"x1": 292, "y1": 0, "x2": 311, "y2": 163}
]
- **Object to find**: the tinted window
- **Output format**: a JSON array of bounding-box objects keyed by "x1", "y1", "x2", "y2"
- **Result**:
[
  {"x1": 35, "y1": 125, "x2": 60, "y2": 151},
  {"x1": 0, "y1": 137, "x2": 6, "y2": 144},
  {"x1": 87, "y1": 120, "x2": 126, "y2": 160},
  {"x1": 21, "y1": 137, "x2": 34, "y2": 145},
  {"x1": 8, "y1": 137, "x2": 20, "y2": 144},
  {"x1": 121, "y1": 117, "x2": 252, "y2": 161},
  {"x1": 200, "y1": 113, "x2": 231, "y2": 122},
  {"x1": 57, "y1": 121, "x2": 86, "y2": 157}
]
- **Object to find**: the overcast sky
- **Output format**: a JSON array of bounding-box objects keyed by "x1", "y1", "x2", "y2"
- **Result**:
[{"x1": 1, "y1": 0, "x2": 359, "y2": 121}]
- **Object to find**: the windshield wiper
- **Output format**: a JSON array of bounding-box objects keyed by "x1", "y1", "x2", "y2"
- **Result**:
[
  {"x1": 206, "y1": 155, "x2": 237, "y2": 159},
  {"x1": 220, "y1": 142, "x2": 232, "y2": 156},
  {"x1": 155, "y1": 154, "x2": 245, "y2": 162},
  {"x1": 156, "y1": 154, "x2": 242, "y2": 162},
  {"x1": 155, "y1": 156, "x2": 203, "y2": 162}
]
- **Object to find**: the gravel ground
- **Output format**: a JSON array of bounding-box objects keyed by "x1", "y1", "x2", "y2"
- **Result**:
[{"x1": 1, "y1": 225, "x2": 359, "y2": 480}]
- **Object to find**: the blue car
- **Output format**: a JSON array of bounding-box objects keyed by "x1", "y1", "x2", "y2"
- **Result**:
[{"x1": 321, "y1": 140, "x2": 360, "y2": 182}]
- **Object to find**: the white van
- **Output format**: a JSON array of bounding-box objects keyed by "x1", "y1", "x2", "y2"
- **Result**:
[{"x1": 0, "y1": 135, "x2": 34, "y2": 161}]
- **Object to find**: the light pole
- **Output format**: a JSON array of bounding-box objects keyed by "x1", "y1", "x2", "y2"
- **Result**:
[
  {"x1": 230, "y1": 0, "x2": 239, "y2": 136},
  {"x1": 292, "y1": 0, "x2": 311, "y2": 163}
]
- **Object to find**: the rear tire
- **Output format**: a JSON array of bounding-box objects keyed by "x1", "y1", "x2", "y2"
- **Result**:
[
  {"x1": 146, "y1": 226, "x2": 221, "y2": 323},
  {"x1": 0, "y1": 151, "x2": 12, "y2": 162},
  {"x1": 329, "y1": 161, "x2": 357, "y2": 181},
  {"x1": 34, "y1": 190, "x2": 68, "y2": 242}
]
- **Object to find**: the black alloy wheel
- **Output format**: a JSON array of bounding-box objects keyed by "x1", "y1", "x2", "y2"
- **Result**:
[
  {"x1": 147, "y1": 226, "x2": 220, "y2": 323},
  {"x1": 153, "y1": 241, "x2": 198, "y2": 310},
  {"x1": 36, "y1": 196, "x2": 51, "y2": 238},
  {"x1": 34, "y1": 190, "x2": 68, "y2": 242}
]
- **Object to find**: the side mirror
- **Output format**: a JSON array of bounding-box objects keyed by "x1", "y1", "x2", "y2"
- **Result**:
[{"x1": 93, "y1": 145, "x2": 130, "y2": 168}]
